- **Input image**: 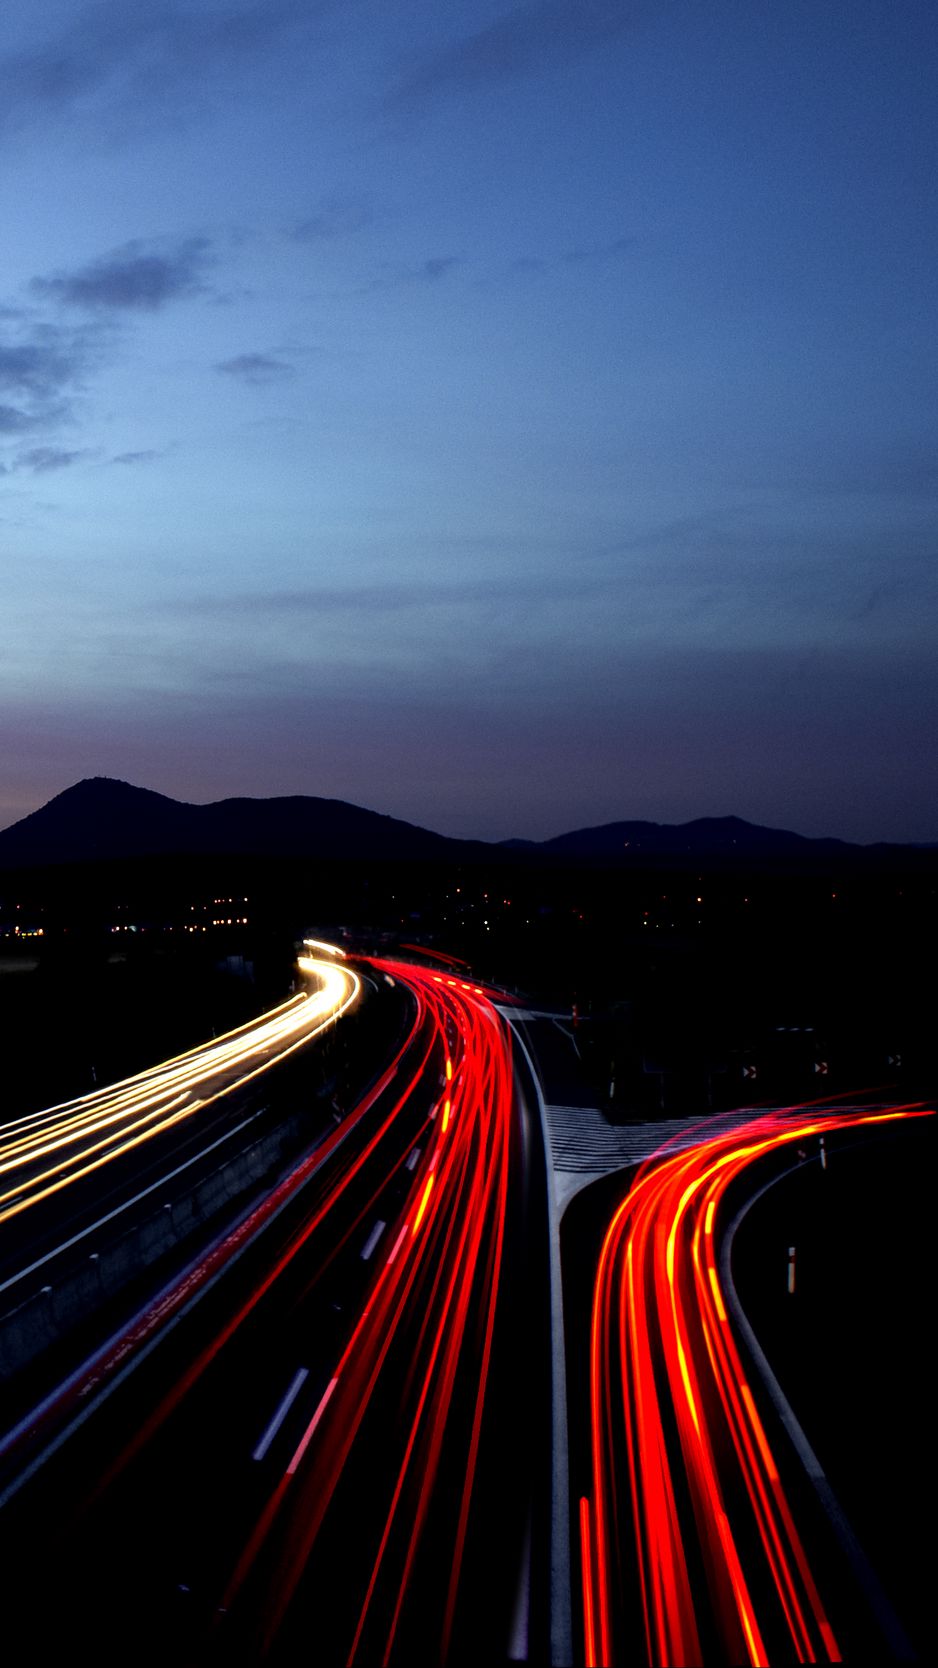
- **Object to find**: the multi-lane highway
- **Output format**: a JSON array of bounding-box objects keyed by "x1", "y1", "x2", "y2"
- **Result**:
[
  {"x1": 0, "y1": 953, "x2": 550, "y2": 1665},
  {"x1": 1, "y1": 942, "x2": 930, "y2": 1666}
]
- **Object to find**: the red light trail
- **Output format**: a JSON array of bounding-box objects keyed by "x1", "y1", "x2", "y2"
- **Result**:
[
  {"x1": 226, "y1": 958, "x2": 516, "y2": 1663},
  {"x1": 582, "y1": 1101, "x2": 934, "y2": 1668}
]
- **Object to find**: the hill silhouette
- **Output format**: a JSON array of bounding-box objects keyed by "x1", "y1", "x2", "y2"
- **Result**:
[
  {"x1": 0, "y1": 777, "x2": 920, "y2": 872},
  {"x1": 0, "y1": 778, "x2": 481, "y2": 868},
  {"x1": 528, "y1": 814, "x2": 851, "y2": 859}
]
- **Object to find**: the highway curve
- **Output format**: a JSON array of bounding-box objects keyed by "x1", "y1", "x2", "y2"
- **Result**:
[{"x1": 579, "y1": 1101, "x2": 933, "y2": 1668}]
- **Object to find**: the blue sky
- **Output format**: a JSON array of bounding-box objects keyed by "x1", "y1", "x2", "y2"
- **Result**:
[{"x1": 1, "y1": 0, "x2": 935, "y2": 841}]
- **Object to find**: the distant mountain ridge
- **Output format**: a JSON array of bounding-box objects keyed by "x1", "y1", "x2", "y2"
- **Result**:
[
  {"x1": 510, "y1": 813, "x2": 852, "y2": 859},
  {"x1": 0, "y1": 777, "x2": 481, "y2": 868},
  {"x1": 0, "y1": 776, "x2": 919, "y2": 871}
]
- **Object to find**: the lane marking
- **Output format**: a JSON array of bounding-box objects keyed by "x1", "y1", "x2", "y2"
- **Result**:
[
  {"x1": 252, "y1": 1367, "x2": 309, "y2": 1462},
  {"x1": 360, "y1": 1219, "x2": 387, "y2": 1261}
]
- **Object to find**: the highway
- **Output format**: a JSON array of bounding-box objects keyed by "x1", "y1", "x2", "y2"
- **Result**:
[
  {"x1": 0, "y1": 955, "x2": 549, "y2": 1665},
  {"x1": 579, "y1": 1100, "x2": 933, "y2": 1668},
  {"x1": 11, "y1": 940, "x2": 925, "y2": 1666}
]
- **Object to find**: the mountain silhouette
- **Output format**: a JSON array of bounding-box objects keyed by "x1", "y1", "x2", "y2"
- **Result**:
[
  {"x1": 0, "y1": 777, "x2": 911, "y2": 872},
  {"x1": 529, "y1": 814, "x2": 851, "y2": 858},
  {"x1": 0, "y1": 777, "x2": 480, "y2": 868}
]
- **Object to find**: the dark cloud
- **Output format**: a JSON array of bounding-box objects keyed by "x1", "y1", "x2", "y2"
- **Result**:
[
  {"x1": 0, "y1": 340, "x2": 82, "y2": 397},
  {"x1": 16, "y1": 446, "x2": 88, "y2": 473},
  {"x1": 111, "y1": 448, "x2": 163, "y2": 465},
  {"x1": 0, "y1": 2, "x2": 326, "y2": 137},
  {"x1": 0, "y1": 321, "x2": 94, "y2": 440},
  {"x1": 389, "y1": 1, "x2": 636, "y2": 105},
  {"x1": 216, "y1": 352, "x2": 295, "y2": 384},
  {"x1": 33, "y1": 237, "x2": 211, "y2": 312}
]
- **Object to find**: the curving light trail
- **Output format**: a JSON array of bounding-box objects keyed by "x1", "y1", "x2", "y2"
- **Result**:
[
  {"x1": 212, "y1": 958, "x2": 518, "y2": 1663},
  {"x1": 582, "y1": 1101, "x2": 934, "y2": 1668},
  {"x1": 0, "y1": 952, "x2": 360, "y2": 1227}
]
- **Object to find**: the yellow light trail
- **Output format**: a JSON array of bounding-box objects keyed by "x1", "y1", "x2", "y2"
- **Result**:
[{"x1": 0, "y1": 956, "x2": 360, "y2": 1227}]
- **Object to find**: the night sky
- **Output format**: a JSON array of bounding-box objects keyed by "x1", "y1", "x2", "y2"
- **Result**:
[{"x1": 1, "y1": 1, "x2": 935, "y2": 843}]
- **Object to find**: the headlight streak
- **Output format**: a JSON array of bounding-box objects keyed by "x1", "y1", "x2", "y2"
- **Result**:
[
  {"x1": 0, "y1": 958, "x2": 360, "y2": 1226},
  {"x1": 84, "y1": 979, "x2": 439, "y2": 1490},
  {"x1": 584, "y1": 1101, "x2": 934, "y2": 1668}
]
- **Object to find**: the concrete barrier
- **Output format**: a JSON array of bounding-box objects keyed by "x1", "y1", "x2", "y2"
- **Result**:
[{"x1": 0, "y1": 1101, "x2": 325, "y2": 1383}]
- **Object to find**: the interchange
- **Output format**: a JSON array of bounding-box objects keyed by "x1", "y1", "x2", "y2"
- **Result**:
[{"x1": 0, "y1": 943, "x2": 929, "y2": 1665}]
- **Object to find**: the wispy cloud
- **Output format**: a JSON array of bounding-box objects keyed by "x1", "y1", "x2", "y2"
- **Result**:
[
  {"x1": 111, "y1": 448, "x2": 163, "y2": 465},
  {"x1": 169, "y1": 571, "x2": 615, "y2": 619},
  {"x1": 388, "y1": 1, "x2": 636, "y2": 106},
  {"x1": 216, "y1": 352, "x2": 295, "y2": 384},
  {"x1": 0, "y1": 403, "x2": 40, "y2": 435},
  {"x1": 0, "y1": 1, "x2": 329, "y2": 138},
  {"x1": 562, "y1": 235, "x2": 635, "y2": 265},
  {"x1": 2, "y1": 236, "x2": 210, "y2": 459},
  {"x1": 33, "y1": 237, "x2": 212, "y2": 312},
  {"x1": 291, "y1": 194, "x2": 376, "y2": 242},
  {"x1": 358, "y1": 254, "x2": 462, "y2": 294},
  {"x1": 0, "y1": 317, "x2": 97, "y2": 439},
  {"x1": 15, "y1": 445, "x2": 90, "y2": 473},
  {"x1": 421, "y1": 256, "x2": 460, "y2": 281},
  {"x1": 0, "y1": 338, "x2": 83, "y2": 398},
  {"x1": 508, "y1": 235, "x2": 635, "y2": 276}
]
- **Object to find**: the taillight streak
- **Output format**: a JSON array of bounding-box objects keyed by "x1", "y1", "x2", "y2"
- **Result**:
[
  {"x1": 212, "y1": 959, "x2": 516, "y2": 1664},
  {"x1": 584, "y1": 1101, "x2": 933, "y2": 1666}
]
